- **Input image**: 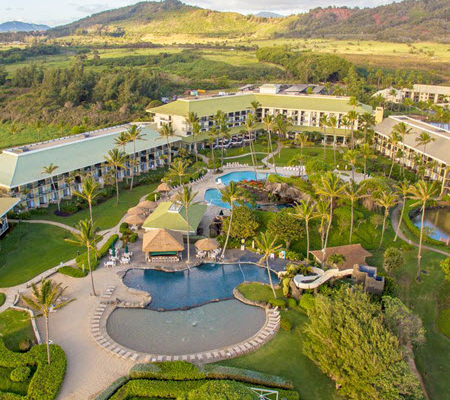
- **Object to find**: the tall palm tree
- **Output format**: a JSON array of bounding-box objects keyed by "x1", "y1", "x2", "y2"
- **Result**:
[
  {"x1": 314, "y1": 200, "x2": 330, "y2": 250},
  {"x1": 346, "y1": 110, "x2": 359, "y2": 150},
  {"x1": 74, "y1": 176, "x2": 99, "y2": 224},
  {"x1": 359, "y1": 143, "x2": 375, "y2": 179},
  {"x1": 250, "y1": 100, "x2": 261, "y2": 119},
  {"x1": 169, "y1": 158, "x2": 189, "y2": 186},
  {"x1": 192, "y1": 121, "x2": 202, "y2": 162},
  {"x1": 274, "y1": 114, "x2": 290, "y2": 159},
  {"x1": 293, "y1": 200, "x2": 316, "y2": 261},
  {"x1": 65, "y1": 219, "x2": 98, "y2": 296},
  {"x1": 173, "y1": 186, "x2": 198, "y2": 264},
  {"x1": 35, "y1": 119, "x2": 43, "y2": 142},
  {"x1": 215, "y1": 110, "x2": 229, "y2": 167},
  {"x1": 245, "y1": 113, "x2": 258, "y2": 180},
  {"x1": 262, "y1": 114, "x2": 277, "y2": 174},
  {"x1": 343, "y1": 181, "x2": 364, "y2": 244},
  {"x1": 340, "y1": 115, "x2": 351, "y2": 147},
  {"x1": 185, "y1": 111, "x2": 199, "y2": 143},
  {"x1": 104, "y1": 148, "x2": 127, "y2": 204},
  {"x1": 408, "y1": 180, "x2": 439, "y2": 280},
  {"x1": 22, "y1": 279, "x2": 73, "y2": 364},
  {"x1": 319, "y1": 114, "x2": 329, "y2": 161},
  {"x1": 359, "y1": 112, "x2": 375, "y2": 144},
  {"x1": 127, "y1": 125, "x2": 146, "y2": 190},
  {"x1": 208, "y1": 126, "x2": 218, "y2": 172},
  {"x1": 114, "y1": 131, "x2": 130, "y2": 152},
  {"x1": 375, "y1": 191, "x2": 398, "y2": 249},
  {"x1": 388, "y1": 130, "x2": 402, "y2": 178},
  {"x1": 315, "y1": 172, "x2": 345, "y2": 256},
  {"x1": 393, "y1": 179, "x2": 411, "y2": 242},
  {"x1": 254, "y1": 232, "x2": 282, "y2": 298},
  {"x1": 327, "y1": 115, "x2": 338, "y2": 165},
  {"x1": 415, "y1": 132, "x2": 436, "y2": 168},
  {"x1": 220, "y1": 182, "x2": 246, "y2": 258},
  {"x1": 343, "y1": 149, "x2": 359, "y2": 181},
  {"x1": 392, "y1": 122, "x2": 412, "y2": 177},
  {"x1": 41, "y1": 163, "x2": 59, "y2": 209},
  {"x1": 157, "y1": 123, "x2": 175, "y2": 164}
]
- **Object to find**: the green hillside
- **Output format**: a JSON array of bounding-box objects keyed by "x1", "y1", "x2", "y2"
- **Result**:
[{"x1": 47, "y1": 0, "x2": 449, "y2": 43}]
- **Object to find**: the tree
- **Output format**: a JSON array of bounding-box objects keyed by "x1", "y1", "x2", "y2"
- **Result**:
[
  {"x1": 359, "y1": 112, "x2": 375, "y2": 144},
  {"x1": 192, "y1": 121, "x2": 201, "y2": 162},
  {"x1": 65, "y1": 219, "x2": 98, "y2": 296},
  {"x1": 157, "y1": 123, "x2": 175, "y2": 164},
  {"x1": 41, "y1": 163, "x2": 59, "y2": 209},
  {"x1": 104, "y1": 148, "x2": 127, "y2": 204},
  {"x1": 408, "y1": 180, "x2": 439, "y2": 280},
  {"x1": 388, "y1": 130, "x2": 402, "y2": 179},
  {"x1": 169, "y1": 158, "x2": 189, "y2": 186},
  {"x1": 74, "y1": 176, "x2": 99, "y2": 224},
  {"x1": 114, "y1": 131, "x2": 129, "y2": 152},
  {"x1": 415, "y1": 131, "x2": 436, "y2": 169},
  {"x1": 126, "y1": 125, "x2": 145, "y2": 190},
  {"x1": 274, "y1": 114, "x2": 290, "y2": 159},
  {"x1": 220, "y1": 182, "x2": 246, "y2": 258},
  {"x1": 34, "y1": 119, "x2": 43, "y2": 141},
  {"x1": 343, "y1": 180, "x2": 364, "y2": 244},
  {"x1": 343, "y1": 149, "x2": 359, "y2": 181},
  {"x1": 293, "y1": 199, "x2": 316, "y2": 261},
  {"x1": 375, "y1": 191, "x2": 398, "y2": 249},
  {"x1": 262, "y1": 113, "x2": 277, "y2": 174},
  {"x1": 208, "y1": 126, "x2": 218, "y2": 171},
  {"x1": 383, "y1": 247, "x2": 404, "y2": 276},
  {"x1": 440, "y1": 257, "x2": 450, "y2": 281},
  {"x1": 245, "y1": 113, "x2": 258, "y2": 180},
  {"x1": 215, "y1": 110, "x2": 230, "y2": 167},
  {"x1": 360, "y1": 143, "x2": 375, "y2": 178},
  {"x1": 327, "y1": 253, "x2": 346, "y2": 269},
  {"x1": 22, "y1": 279, "x2": 73, "y2": 364},
  {"x1": 173, "y1": 186, "x2": 198, "y2": 264},
  {"x1": 392, "y1": 122, "x2": 412, "y2": 177},
  {"x1": 319, "y1": 114, "x2": 329, "y2": 160},
  {"x1": 313, "y1": 200, "x2": 330, "y2": 250},
  {"x1": 267, "y1": 208, "x2": 304, "y2": 249},
  {"x1": 393, "y1": 179, "x2": 411, "y2": 242},
  {"x1": 304, "y1": 286, "x2": 423, "y2": 400},
  {"x1": 222, "y1": 205, "x2": 259, "y2": 241},
  {"x1": 254, "y1": 232, "x2": 282, "y2": 298},
  {"x1": 346, "y1": 110, "x2": 359, "y2": 150},
  {"x1": 327, "y1": 115, "x2": 338, "y2": 165}
]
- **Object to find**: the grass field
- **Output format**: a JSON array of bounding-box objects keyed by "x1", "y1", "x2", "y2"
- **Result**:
[{"x1": 0, "y1": 309, "x2": 36, "y2": 352}]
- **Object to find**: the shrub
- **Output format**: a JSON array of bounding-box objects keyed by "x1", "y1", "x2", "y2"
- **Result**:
[
  {"x1": 286, "y1": 298, "x2": 297, "y2": 309},
  {"x1": 280, "y1": 318, "x2": 292, "y2": 331},
  {"x1": 129, "y1": 233, "x2": 138, "y2": 243},
  {"x1": 187, "y1": 380, "x2": 258, "y2": 400},
  {"x1": 18, "y1": 340, "x2": 32, "y2": 352},
  {"x1": 285, "y1": 251, "x2": 303, "y2": 261},
  {"x1": 383, "y1": 247, "x2": 404, "y2": 275},
  {"x1": 299, "y1": 293, "x2": 315, "y2": 311},
  {"x1": 0, "y1": 293, "x2": 5, "y2": 307},
  {"x1": 119, "y1": 223, "x2": 129, "y2": 234},
  {"x1": 58, "y1": 266, "x2": 87, "y2": 278},
  {"x1": 93, "y1": 376, "x2": 130, "y2": 400},
  {"x1": 10, "y1": 366, "x2": 31, "y2": 382},
  {"x1": 269, "y1": 299, "x2": 286, "y2": 308},
  {"x1": 130, "y1": 361, "x2": 205, "y2": 380},
  {"x1": 76, "y1": 234, "x2": 118, "y2": 270}
]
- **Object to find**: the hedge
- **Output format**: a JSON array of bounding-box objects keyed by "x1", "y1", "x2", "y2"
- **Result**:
[
  {"x1": 58, "y1": 266, "x2": 87, "y2": 278},
  {"x1": 10, "y1": 366, "x2": 31, "y2": 383},
  {"x1": 94, "y1": 377, "x2": 130, "y2": 400},
  {"x1": 186, "y1": 380, "x2": 258, "y2": 400},
  {"x1": 0, "y1": 293, "x2": 5, "y2": 307},
  {"x1": 75, "y1": 235, "x2": 119, "y2": 270},
  {"x1": 0, "y1": 339, "x2": 66, "y2": 400}
]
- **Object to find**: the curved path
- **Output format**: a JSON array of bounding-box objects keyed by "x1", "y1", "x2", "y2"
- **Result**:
[
  {"x1": 293, "y1": 267, "x2": 353, "y2": 290},
  {"x1": 9, "y1": 219, "x2": 80, "y2": 234}
]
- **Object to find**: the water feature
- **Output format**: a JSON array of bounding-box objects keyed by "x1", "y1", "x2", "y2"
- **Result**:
[
  {"x1": 123, "y1": 262, "x2": 277, "y2": 310},
  {"x1": 217, "y1": 171, "x2": 269, "y2": 185},
  {"x1": 106, "y1": 300, "x2": 266, "y2": 355},
  {"x1": 411, "y1": 207, "x2": 450, "y2": 241}
]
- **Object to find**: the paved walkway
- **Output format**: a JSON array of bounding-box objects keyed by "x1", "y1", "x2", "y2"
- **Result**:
[{"x1": 9, "y1": 219, "x2": 80, "y2": 234}]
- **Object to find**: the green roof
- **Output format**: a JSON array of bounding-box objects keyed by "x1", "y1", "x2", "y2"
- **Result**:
[
  {"x1": 142, "y1": 202, "x2": 207, "y2": 233},
  {"x1": 149, "y1": 93, "x2": 372, "y2": 118},
  {"x1": 0, "y1": 124, "x2": 181, "y2": 189}
]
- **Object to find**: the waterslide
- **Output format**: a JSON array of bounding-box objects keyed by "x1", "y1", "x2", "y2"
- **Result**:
[{"x1": 293, "y1": 267, "x2": 353, "y2": 290}]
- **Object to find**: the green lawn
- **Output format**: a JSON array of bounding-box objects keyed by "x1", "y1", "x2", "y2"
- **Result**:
[
  {"x1": 33, "y1": 182, "x2": 158, "y2": 231},
  {"x1": 275, "y1": 146, "x2": 343, "y2": 167},
  {"x1": 0, "y1": 309, "x2": 36, "y2": 352},
  {"x1": 0, "y1": 224, "x2": 78, "y2": 287}
]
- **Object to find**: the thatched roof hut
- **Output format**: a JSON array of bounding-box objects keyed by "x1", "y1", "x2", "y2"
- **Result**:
[
  {"x1": 138, "y1": 200, "x2": 158, "y2": 210},
  {"x1": 195, "y1": 238, "x2": 220, "y2": 251},
  {"x1": 142, "y1": 229, "x2": 184, "y2": 254},
  {"x1": 124, "y1": 214, "x2": 146, "y2": 226},
  {"x1": 157, "y1": 182, "x2": 171, "y2": 193},
  {"x1": 127, "y1": 206, "x2": 145, "y2": 215}
]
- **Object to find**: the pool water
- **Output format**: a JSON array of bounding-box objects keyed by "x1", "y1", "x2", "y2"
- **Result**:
[
  {"x1": 412, "y1": 208, "x2": 450, "y2": 240},
  {"x1": 106, "y1": 300, "x2": 266, "y2": 355},
  {"x1": 216, "y1": 171, "x2": 268, "y2": 185},
  {"x1": 123, "y1": 262, "x2": 278, "y2": 310}
]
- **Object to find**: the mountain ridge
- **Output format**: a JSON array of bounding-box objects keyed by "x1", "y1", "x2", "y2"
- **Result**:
[{"x1": 0, "y1": 21, "x2": 50, "y2": 33}]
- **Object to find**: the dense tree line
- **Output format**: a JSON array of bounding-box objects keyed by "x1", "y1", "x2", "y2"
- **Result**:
[{"x1": 0, "y1": 45, "x2": 64, "y2": 65}]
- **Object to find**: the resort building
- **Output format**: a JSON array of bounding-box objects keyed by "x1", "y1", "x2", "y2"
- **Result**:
[
  {"x1": 374, "y1": 116, "x2": 450, "y2": 188},
  {"x1": 373, "y1": 84, "x2": 450, "y2": 105},
  {"x1": 0, "y1": 123, "x2": 180, "y2": 210},
  {"x1": 0, "y1": 198, "x2": 20, "y2": 236},
  {"x1": 149, "y1": 92, "x2": 377, "y2": 146}
]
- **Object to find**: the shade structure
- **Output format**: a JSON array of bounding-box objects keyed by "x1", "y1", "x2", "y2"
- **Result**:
[
  {"x1": 138, "y1": 200, "x2": 158, "y2": 209},
  {"x1": 124, "y1": 214, "x2": 146, "y2": 225},
  {"x1": 195, "y1": 238, "x2": 220, "y2": 251},
  {"x1": 157, "y1": 182, "x2": 171, "y2": 192},
  {"x1": 127, "y1": 206, "x2": 145, "y2": 215},
  {"x1": 142, "y1": 229, "x2": 184, "y2": 253}
]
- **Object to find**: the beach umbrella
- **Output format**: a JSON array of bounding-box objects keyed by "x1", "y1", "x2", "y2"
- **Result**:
[
  {"x1": 127, "y1": 206, "x2": 145, "y2": 215},
  {"x1": 195, "y1": 238, "x2": 220, "y2": 251},
  {"x1": 138, "y1": 200, "x2": 158, "y2": 210},
  {"x1": 157, "y1": 182, "x2": 171, "y2": 192},
  {"x1": 124, "y1": 245, "x2": 129, "y2": 254},
  {"x1": 124, "y1": 214, "x2": 146, "y2": 225}
]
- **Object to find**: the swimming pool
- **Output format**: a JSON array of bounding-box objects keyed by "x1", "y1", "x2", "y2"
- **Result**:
[
  {"x1": 217, "y1": 171, "x2": 268, "y2": 185},
  {"x1": 123, "y1": 262, "x2": 278, "y2": 310},
  {"x1": 411, "y1": 208, "x2": 450, "y2": 240}
]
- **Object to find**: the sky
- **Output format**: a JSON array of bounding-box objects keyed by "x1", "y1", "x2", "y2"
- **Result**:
[{"x1": 0, "y1": 0, "x2": 398, "y2": 27}]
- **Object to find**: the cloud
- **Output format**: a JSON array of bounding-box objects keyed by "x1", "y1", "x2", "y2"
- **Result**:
[
  {"x1": 4, "y1": 7, "x2": 25, "y2": 11},
  {"x1": 70, "y1": 3, "x2": 111, "y2": 14}
]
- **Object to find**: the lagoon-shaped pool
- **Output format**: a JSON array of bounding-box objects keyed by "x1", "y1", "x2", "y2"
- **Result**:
[
  {"x1": 123, "y1": 262, "x2": 277, "y2": 310},
  {"x1": 412, "y1": 208, "x2": 450, "y2": 240},
  {"x1": 216, "y1": 171, "x2": 268, "y2": 185}
]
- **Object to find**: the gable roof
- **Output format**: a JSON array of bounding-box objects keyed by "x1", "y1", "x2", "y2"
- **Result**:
[
  {"x1": 0, "y1": 198, "x2": 20, "y2": 217},
  {"x1": 142, "y1": 229, "x2": 184, "y2": 252}
]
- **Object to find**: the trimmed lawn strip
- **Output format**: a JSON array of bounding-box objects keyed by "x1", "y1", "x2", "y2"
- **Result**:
[{"x1": 0, "y1": 309, "x2": 36, "y2": 352}]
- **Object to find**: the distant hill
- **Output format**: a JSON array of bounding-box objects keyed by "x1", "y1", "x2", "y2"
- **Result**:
[
  {"x1": 0, "y1": 21, "x2": 50, "y2": 33},
  {"x1": 254, "y1": 12, "x2": 284, "y2": 18},
  {"x1": 48, "y1": 0, "x2": 449, "y2": 42}
]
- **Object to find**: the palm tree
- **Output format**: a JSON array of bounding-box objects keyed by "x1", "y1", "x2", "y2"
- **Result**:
[
  {"x1": 415, "y1": 131, "x2": 436, "y2": 167},
  {"x1": 359, "y1": 112, "x2": 375, "y2": 144},
  {"x1": 315, "y1": 172, "x2": 345, "y2": 255},
  {"x1": 22, "y1": 279, "x2": 73, "y2": 364},
  {"x1": 173, "y1": 186, "x2": 198, "y2": 264},
  {"x1": 250, "y1": 100, "x2": 261, "y2": 119},
  {"x1": 343, "y1": 180, "x2": 364, "y2": 244},
  {"x1": 192, "y1": 121, "x2": 202, "y2": 162},
  {"x1": 104, "y1": 148, "x2": 127, "y2": 204},
  {"x1": 245, "y1": 113, "x2": 258, "y2": 180},
  {"x1": 215, "y1": 110, "x2": 229, "y2": 167},
  {"x1": 359, "y1": 143, "x2": 375, "y2": 178},
  {"x1": 157, "y1": 123, "x2": 175, "y2": 164},
  {"x1": 340, "y1": 115, "x2": 351, "y2": 147},
  {"x1": 41, "y1": 163, "x2": 59, "y2": 209},
  {"x1": 185, "y1": 111, "x2": 199, "y2": 153},
  {"x1": 293, "y1": 200, "x2": 316, "y2": 261},
  {"x1": 169, "y1": 158, "x2": 189, "y2": 186},
  {"x1": 346, "y1": 110, "x2": 359, "y2": 150},
  {"x1": 127, "y1": 125, "x2": 146, "y2": 190},
  {"x1": 408, "y1": 180, "x2": 439, "y2": 280},
  {"x1": 375, "y1": 191, "x2": 398, "y2": 249},
  {"x1": 327, "y1": 115, "x2": 338, "y2": 165},
  {"x1": 114, "y1": 131, "x2": 130, "y2": 152},
  {"x1": 65, "y1": 219, "x2": 98, "y2": 295},
  {"x1": 274, "y1": 114, "x2": 290, "y2": 159},
  {"x1": 319, "y1": 114, "x2": 329, "y2": 161},
  {"x1": 388, "y1": 130, "x2": 402, "y2": 178},
  {"x1": 393, "y1": 179, "x2": 411, "y2": 242},
  {"x1": 254, "y1": 232, "x2": 282, "y2": 298},
  {"x1": 392, "y1": 122, "x2": 412, "y2": 177},
  {"x1": 314, "y1": 200, "x2": 330, "y2": 250},
  {"x1": 74, "y1": 176, "x2": 99, "y2": 224},
  {"x1": 220, "y1": 182, "x2": 246, "y2": 258},
  {"x1": 208, "y1": 126, "x2": 218, "y2": 172},
  {"x1": 343, "y1": 149, "x2": 359, "y2": 181},
  {"x1": 262, "y1": 114, "x2": 277, "y2": 174}
]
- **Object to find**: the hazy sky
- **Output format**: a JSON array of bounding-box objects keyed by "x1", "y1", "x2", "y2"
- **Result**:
[{"x1": 1, "y1": 0, "x2": 397, "y2": 27}]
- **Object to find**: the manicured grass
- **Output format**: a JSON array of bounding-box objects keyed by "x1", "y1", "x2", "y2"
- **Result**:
[
  {"x1": 0, "y1": 223, "x2": 78, "y2": 287},
  {"x1": 275, "y1": 146, "x2": 342, "y2": 167},
  {"x1": 237, "y1": 283, "x2": 283, "y2": 302},
  {"x1": 436, "y1": 309, "x2": 450, "y2": 338},
  {"x1": 0, "y1": 366, "x2": 32, "y2": 396},
  {"x1": 0, "y1": 309, "x2": 36, "y2": 352},
  {"x1": 33, "y1": 182, "x2": 158, "y2": 231},
  {"x1": 0, "y1": 294, "x2": 5, "y2": 307}
]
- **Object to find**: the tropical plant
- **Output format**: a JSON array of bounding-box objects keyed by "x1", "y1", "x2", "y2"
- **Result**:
[
  {"x1": 173, "y1": 186, "x2": 198, "y2": 263},
  {"x1": 388, "y1": 130, "x2": 402, "y2": 178},
  {"x1": 208, "y1": 126, "x2": 218, "y2": 171},
  {"x1": 192, "y1": 121, "x2": 202, "y2": 162},
  {"x1": 245, "y1": 113, "x2": 258, "y2": 180},
  {"x1": 319, "y1": 114, "x2": 329, "y2": 160},
  {"x1": 313, "y1": 200, "x2": 330, "y2": 250},
  {"x1": 343, "y1": 149, "x2": 359, "y2": 181},
  {"x1": 157, "y1": 122, "x2": 175, "y2": 164},
  {"x1": 41, "y1": 163, "x2": 59, "y2": 209},
  {"x1": 375, "y1": 191, "x2": 398, "y2": 249},
  {"x1": 359, "y1": 112, "x2": 375, "y2": 144},
  {"x1": 114, "y1": 131, "x2": 130, "y2": 152},
  {"x1": 169, "y1": 158, "x2": 189, "y2": 186},
  {"x1": 415, "y1": 131, "x2": 436, "y2": 168},
  {"x1": 34, "y1": 119, "x2": 43, "y2": 141},
  {"x1": 383, "y1": 247, "x2": 404, "y2": 276},
  {"x1": 104, "y1": 148, "x2": 127, "y2": 204},
  {"x1": 359, "y1": 143, "x2": 376, "y2": 178},
  {"x1": 408, "y1": 180, "x2": 439, "y2": 280},
  {"x1": 343, "y1": 180, "x2": 364, "y2": 244},
  {"x1": 262, "y1": 113, "x2": 277, "y2": 174},
  {"x1": 65, "y1": 219, "x2": 98, "y2": 296},
  {"x1": 267, "y1": 208, "x2": 304, "y2": 249},
  {"x1": 74, "y1": 176, "x2": 99, "y2": 224},
  {"x1": 327, "y1": 253, "x2": 346, "y2": 269},
  {"x1": 254, "y1": 232, "x2": 282, "y2": 298},
  {"x1": 346, "y1": 110, "x2": 359, "y2": 150},
  {"x1": 392, "y1": 122, "x2": 412, "y2": 177},
  {"x1": 274, "y1": 114, "x2": 290, "y2": 159},
  {"x1": 126, "y1": 125, "x2": 146, "y2": 190},
  {"x1": 393, "y1": 179, "x2": 411, "y2": 242},
  {"x1": 22, "y1": 279, "x2": 73, "y2": 364},
  {"x1": 293, "y1": 200, "x2": 316, "y2": 261}
]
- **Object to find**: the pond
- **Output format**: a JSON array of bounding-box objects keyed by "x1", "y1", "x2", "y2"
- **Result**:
[{"x1": 411, "y1": 208, "x2": 450, "y2": 240}]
